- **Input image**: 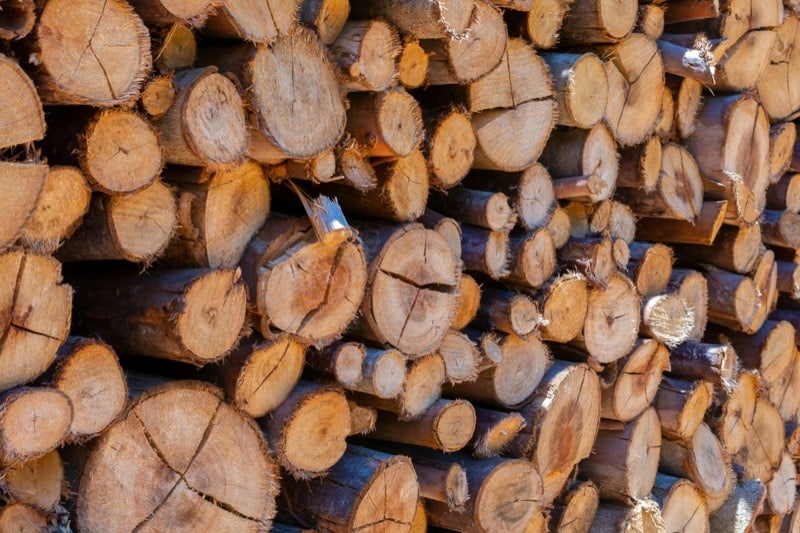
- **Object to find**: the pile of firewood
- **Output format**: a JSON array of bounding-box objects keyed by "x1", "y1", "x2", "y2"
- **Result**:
[{"x1": 3, "y1": 0, "x2": 800, "y2": 531}]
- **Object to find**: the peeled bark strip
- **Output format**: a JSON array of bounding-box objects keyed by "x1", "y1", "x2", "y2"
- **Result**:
[
  {"x1": 668, "y1": 342, "x2": 735, "y2": 384},
  {"x1": 761, "y1": 209, "x2": 800, "y2": 249},
  {"x1": 80, "y1": 109, "x2": 163, "y2": 194},
  {"x1": 580, "y1": 408, "x2": 661, "y2": 503},
  {"x1": 354, "y1": 0, "x2": 475, "y2": 39},
  {"x1": 154, "y1": 67, "x2": 247, "y2": 168},
  {"x1": 655, "y1": 377, "x2": 713, "y2": 441},
  {"x1": 70, "y1": 267, "x2": 246, "y2": 366},
  {"x1": 542, "y1": 52, "x2": 608, "y2": 128},
  {"x1": 57, "y1": 181, "x2": 177, "y2": 263},
  {"x1": 560, "y1": 0, "x2": 638, "y2": 44},
  {"x1": 0, "y1": 161, "x2": 46, "y2": 252},
  {"x1": 535, "y1": 272, "x2": 589, "y2": 343},
  {"x1": 601, "y1": 340, "x2": 670, "y2": 422},
  {"x1": 470, "y1": 407, "x2": 526, "y2": 458},
  {"x1": 331, "y1": 20, "x2": 400, "y2": 92},
  {"x1": 204, "y1": 0, "x2": 300, "y2": 43},
  {"x1": 354, "y1": 223, "x2": 459, "y2": 356},
  {"x1": 0, "y1": 387, "x2": 72, "y2": 466},
  {"x1": 651, "y1": 474, "x2": 710, "y2": 533},
  {"x1": 369, "y1": 399, "x2": 476, "y2": 452},
  {"x1": 0, "y1": 54, "x2": 44, "y2": 149},
  {"x1": 263, "y1": 381, "x2": 350, "y2": 478},
  {"x1": 32, "y1": 0, "x2": 151, "y2": 106},
  {"x1": 425, "y1": 107, "x2": 476, "y2": 190},
  {"x1": 603, "y1": 33, "x2": 665, "y2": 146},
  {"x1": 1, "y1": 449, "x2": 63, "y2": 512},
  {"x1": 239, "y1": 215, "x2": 366, "y2": 348},
  {"x1": 398, "y1": 38, "x2": 430, "y2": 89},
  {"x1": 220, "y1": 334, "x2": 306, "y2": 418},
  {"x1": 346, "y1": 88, "x2": 423, "y2": 158},
  {"x1": 627, "y1": 242, "x2": 673, "y2": 297},
  {"x1": 660, "y1": 423, "x2": 733, "y2": 512},
  {"x1": 152, "y1": 23, "x2": 196, "y2": 72},
  {"x1": 509, "y1": 361, "x2": 601, "y2": 503},
  {"x1": 734, "y1": 397, "x2": 785, "y2": 482},
  {"x1": 504, "y1": 229, "x2": 557, "y2": 289},
  {"x1": 708, "y1": 476, "x2": 767, "y2": 533},
  {"x1": 19, "y1": 166, "x2": 91, "y2": 253},
  {"x1": 474, "y1": 288, "x2": 544, "y2": 338},
  {"x1": 301, "y1": 0, "x2": 350, "y2": 45},
  {"x1": 673, "y1": 223, "x2": 762, "y2": 275},
  {"x1": 77, "y1": 381, "x2": 279, "y2": 531},
  {"x1": 163, "y1": 162, "x2": 269, "y2": 268},
  {"x1": 579, "y1": 272, "x2": 640, "y2": 363},
  {"x1": 0, "y1": 251, "x2": 72, "y2": 393},
  {"x1": 460, "y1": 225, "x2": 510, "y2": 279},
  {"x1": 541, "y1": 124, "x2": 618, "y2": 203},
  {"x1": 727, "y1": 320, "x2": 795, "y2": 387},
  {"x1": 758, "y1": 16, "x2": 800, "y2": 122},
  {"x1": 636, "y1": 200, "x2": 728, "y2": 245},
  {"x1": 437, "y1": 330, "x2": 482, "y2": 383},
  {"x1": 769, "y1": 124, "x2": 797, "y2": 184},
  {"x1": 548, "y1": 481, "x2": 599, "y2": 533},
  {"x1": 445, "y1": 332, "x2": 551, "y2": 409},
  {"x1": 592, "y1": 500, "x2": 665, "y2": 533}
]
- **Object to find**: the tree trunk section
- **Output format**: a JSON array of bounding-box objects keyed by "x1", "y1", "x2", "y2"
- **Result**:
[
  {"x1": 0, "y1": 387, "x2": 72, "y2": 466},
  {"x1": 600, "y1": 339, "x2": 670, "y2": 422},
  {"x1": 650, "y1": 473, "x2": 710, "y2": 533},
  {"x1": 1, "y1": 448, "x2": 63, "y2": 512},
  {"x1": 301, "y1": 0, "x2": 351, "y2": 45},
  {"x1": 560, "y1": 0, "x2": 638, "y2": 44},
  {"x1": 654, "y1": 377, "x2": 714, "y2": 441},
  {"x1": 0, "y1": 53, "x2": 44, "y2": 149},
  {"x1": 369, "y1": 398, "x2": 476, "y2": 452},
  {"x1": 330, "y1": 20, "x2": 400, "y2": 92},
  {"x1": 470, "y1": 407, "x2": 526, "y2": 458},
  {"x1": 425, "y1": 107, "x2": 476, "y2": 190},
  {"x1": 346, "y1": 88, "x2": 423, "y2": 158},
  {"x1": 627, "y1": 242, "x2": 673, "y2": 297},
  {"x1": 668, "y1": 342, "x2": 735, "y2": 384},
  {"x1": 542, "y1": 52, "x2": 608, "y2": 128}
]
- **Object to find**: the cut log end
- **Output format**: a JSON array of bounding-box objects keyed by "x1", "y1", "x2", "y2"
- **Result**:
[{"x1": 0, "y1": 387, "x2": 73, "y2": 466}]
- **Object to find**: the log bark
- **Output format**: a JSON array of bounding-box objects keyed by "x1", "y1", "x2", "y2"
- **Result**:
[
  {"x1": 353, "y1": 0, "x2": 475, "y2": 39},
  {"x1": 474, "y1": 287, "x2": 544, "y2": 338},
  {"x1": 204, "y1": 0, "x2": 300, "y2": 43},
  {"x1": 650, "y1": 473, "x2": 710, "y2": 533},
  {"x1": 600, "y1": 339, "x2": 670, "y2": 422},
  {"x1": 128, "y1": 0, "x2": 214, "y2": 26},
  {"x1": 1, "y1": 449, "x2": 63, "y2": 512},
  {"x1": 346, "y1": 88, "x2": 423, "y2": 158},
  {"x1": 239, "y1": 215, "x2": 366, "y2": 348},
  {"x1": 767, "y1": 173, "x2": 800, "y2": 213},
  {"x1": 220, "y1": 334, "x2": 306, "y2": 418},
  {"x1": 425, "y1": 107, "x2": 475, "y2": 190},
  {"x1": 635, "y1": 200, "x2": 728, "y2": 245},
  {"x1": 0, "y1": 251, "x2": 72, "y2": 393},
  {"x1": 704, "y1": 264, "x2": 761, "y2": 333},
  {"x1": 708, "y1": 475, "x2": 767, "y2": 533},
  {"x1": 542, "y1": 52, "x2": 608, "y2": 128},
  {"x1": 668, "y1": 342, "x2": 735, "y2": 384},
  {"x1": 673, "y1": 223, "x2": 762, "y2": 274},
  {"x1": 369, "y1": 398, "x2": 476, "y2": 452},
  {"x1": 76, "y1": 380, "x2": 279, "y2": 531},
  {"x1": 412, "y1": 460, "x2": 469, "y2": 510},
  {"x1": 330, "y1": 20, "x2": 400, "y2": 92},
  {"x1": 32, "y1": 0, "x2": 151, "y2": 106},
  {"x1": 263, "y1": 381, "x2": 350, "y2": 478},
  {"x1": 470, "y1": 407, "x2": 526, "y2": 458},
  {"x1": 0, "y1": 53, "x2": 44, "y2": 149},
  {"x1": 761, "y1": 209, "x2": 800, "y2": 249},
  {"x1": 460, "y1": 225, "x2": 510, "y2": 279},
  {"x1": 559, "y1": 0, "x2": 638, "y2": 44},
  {"x1": 0, "y1": 387, "x2": 72, "y2": 466},
  {"x1": 726, "y1": 320, "x2": 796, "y2": 387},
  {"x1": 69, "y1": 267, "x2": 247, "y2": 366},
  {"x1": 655, "y1": 377, "x2": 714, "y2": 441}
]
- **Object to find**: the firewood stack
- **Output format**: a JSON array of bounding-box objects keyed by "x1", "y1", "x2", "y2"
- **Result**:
[{"x1": 3, "y1": 0, "x2": 800, "y2": 531}]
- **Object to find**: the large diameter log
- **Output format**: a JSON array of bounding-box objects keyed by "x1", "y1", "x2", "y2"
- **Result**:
[
  {"x1": 346, "y1": 88, "x2": 422, "y2": 158},
  {"x1": 580, "y1": 408, "x2": 661, "y2": 503},
  {"x1": 47, "y1": 337, "x2": 127, "y2": 444},
  {"x1": 509, "y1": 361, "x2": 601, "y2": 503},
  {"x1": 542, "y1": 52, "x2": 608, "y2": 128},
  {"x1": 32, "y1": 0, "x2": 151, "y2": 106},
  {"x1": 154, "y1": 67, "x2": 247, "y2": 168},
  {"x1": 282, "y1": 444, "x2": 418, "y2": 531},
  {"x1": 601, "y1": 340, "x2": 669, "y2": 422},
  {"x1": 708, "y1": 475, "x2": 767, "y2": 533},
  {"x1": 0, "y1": 161, "x2": 47, "y2": 252},
  {"x1": 220, "y1": 334, "x2": 306, "y2": 418},
  {"x1": 758, "y1": 16, "x2": 800, "y2": 122},
  {"x1": 57, "y1": 181, "x2": 177, "y2": 264},
  {"x1": 536, "y1": 272, "x2": 590, "y2": 343},
  {"x1": 579, "y1": 272, "x2": 640, "y2": 364},
  {"x1": 1, "y1": 449, "x2": 63, "y2": 512},
  {"x1": 0, "y1": 387, "x2": 72, "y2": 466},
  {"x1": 70, "y1": 267, "x2": 247, "y2": 365},
  {"x1": 354, "y1": 223, "x2": 460, "y2": 356},
  {"x1": 353, "y1": 0, "x2": 474, "y2": 39},
  {"x1": 300, "y1": 0, "x2": 350, "y2": 45},
  {"x1": 204, "y1": 0, "x2": 300, "y2": 43},
  {"x1": 547, "y1": 481, "x2": 599, "y2": 533},
  {"x1": 263, "y1": 381, "x2": 350, "y2": 478},
  {"x1": 651, "y1": 474, "x2": 710, "y2": 533},
  {"x1": 560, "y1": 0, "x2": 638, "y2": 44},
  {"x1": 591, "y1": 500, "x2": 665, "y2": 533},
  {"x1": 0, "y1": 54, "x2": 44, "y2": 149},
  {"x1": 239, "y1": 216, "x2": 366, "y2": 347},
  {"x1": 331, "y1": 20, "x2": 400, "y2": 92},
  {"x1": 654, "y1": 377, "x2": 713, "y2": 441},
  {"x1": 77, "y1": 381, "x2": 279, "y2": 531},
  {"x1": 603, "y1": 33, "x2": 665, "y2": 146},
  {"x1": 0, "y1": 251, "x2": 71, "y2": 393},
  {"x1": 369, "y1": 399, "x2": 476, "y2": 452}
]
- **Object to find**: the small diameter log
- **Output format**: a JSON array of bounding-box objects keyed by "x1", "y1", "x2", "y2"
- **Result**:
[
  {"x1": 0, "y1": 53, "x2": 44, "y2": 149},
  {"x1": 282, "y1": 444, "x2": 418, "y2": 532},
  {"x1": 346, "y1": 88, "x2": 422, "y2": 158},
  {"x1": 451, "y1": 274, "x2": 481, "y2": 330},
  {"x1": 580, "y1": 408, "x2": 661, "y2": 503},
  {"x1": 142, "y1": 74, "x2": 176, "y2": 118},
  {"x1": 769, "y1": 124, "x2": 797, "y2": 184},
  {"x1": 241, "y1": 27, "x2": 346, "y2": 159},
  {"x1": 601, "y1": 340, "x2": 670, "y2": 422},
  {"x1": 579, "y1": 272, "x2": 641, "y2": 364},
  {"x1": 470, "y1": 407, "x2": 526, "y2": 458},
  {"x1": 70, "y1": 267, "x2": 246, "y2": 366},
  {"x1": 301, "y1": 0, "x2": 351, "y2": 46},
  {"x1": 354, "y1": 0, "x2": 475, "y2": 39},
  {"x1": 423, "y1": 1, "x2": 508, "y2": 85},
  {"x1": 32, "y1": 0, "x2": 151, "y2": 106},
  {"x1": 239, "y1": 215, "x2": 366, "y2": 347},
  {"x1": 0, "y1": 387, "x2": 72, "y2": 466},
  {"x1": 509, "y1": 361, "x2": 601, "y2": 503},
  {"x1": 77, "y1": 381, "x2": 279, "y2": 531},
  {"x1": 57, "y1": 182, "x2": 176, "y2": 264},
  {"x1": 654, "y1": 87, "x2": 675, "y2": 139},
  {"x1": 263, "y1": 381, "x2": 350, "y2": 478},
  {"x1": 603, "y1": 33, "x2": 665, "y2": 146},
  {"x1": 536, "y1": 272, "x2": 589, "y2": 343},
  {"x1": 369, "y1": 399, "x2": 476, "y2": 452},
  {"x1": 445, "y1": 333, "x2": 551, "y2": 409},
  {"x1": 674, "y1": 76, "x2": 703, "y2": 139},
  {"x1": 758, "y1": 16, "x2": 800, "y2": 122},
  {"x1": 660, "y1": 422, "x2": 733, "y2": 512},
  {"x1": 767, "y1": 452, "x2": 797, "y2": 516},
  {"x1": 220, "y1": 334, "x2": 306, "y2": 418},
  {"x1": 330, "y1": 20, "x2": 400, "y2": 92},
  {"x1": 592, "y1": 500, "x2": 665, "y2": 533},
  {"x1": 323, "y1": 151, "x2": 429, "y2": 222},
  {"x1": 635, "y1": 200, "x2": 728, "y2": 245},
  {"x1": 437, "y1": 330, "x2": 482, "y2": 384},
  {"x1": 152, "y1": 23, "x2": 196, "y2": 72},
  {"x1": 1, "y1": 449, "x2": 63, "y2": 512},
  {"x1": 761, "y1": 209, "x2": 800, "y2": 249},
  {"x1": 46, "y1": 338, "x2": 126, "y2": 444},
  {"x1": 560, "y1": 0, "x2": 638, "y2": 44},
  {"x1": 0, "y1": 251, "x2": 72, "y2": 393},
  {"x1": 425, "y1": 107, "x2": 476, "y2": 190},
  {"x1": 734, "y1": 398, "x2": 785, "y2": 482},
  {"x1": 767, "y1": 173, "x2": 800, "y2": 213},
  {"x1": 655, "y1": 377, "x2": 713, "y2": 441},
  {"x1": 726, "y1": 320, "x2": 796, "y2": 387},
  {"x1": 547, "y1": 205, "x2": 571, "y2": 248},
  {"x1": 276, "y1": 151, "x2": 337, "y2": 184},
  {"x1": 0, "y1": 503, "x2": 50, "y2": 531},
  {"x1": 204, "y1": 0, "x2": 300, "y2": 43},
  {"x1": 460, "y1": 225, "x2": 510, "y2": 279},
  {"x1": 429, "y1": 188, "x2": 515, "y2": 232},
  {"x1": 19, "y1": 166, "x2": 91, "y2": 253},
  {"x1": 541, "y1": 124, "x2": 618, "y2": 203},
  {"x1": 0, "y1": 162, "x2": 45, "y2": 252},
  {"x1": 673, "y1": 223, "x2": 762, "y2": 274},
  {"x1": 542, "y1": 52, "x2": 608, "y2": 128},
  {"x1": 627, "y1": 242, "x2": 673, "y2": 297},
  {"x1": 504, "y1": 229, "x2": 557, "y2": 289},
  {"x1": 412, "y1": 461, "x2": 469, "y2": 510},
  {"x1": 349, "y1": 402, "x2": 377, "y2": 436},
  {"x1": 154, "y1": 67, "x2": 247, "y2": 168},
  {"x1": 352, "y1": 353, "x2": 444, "y2": 420},
  {"x1": 397, "y1": 38, "x2": 429, "y2": 89},
  {"x1": 333, "y1": 139, "x2": 375, "y2": 191},
  {"x1": 548, "y1": 481, "x2": 599, "y2": 533},
  {"x1": 589, "y1": 201, "x2": 637, "y2": 244},
  {"x1": 668, "y1": 268, "x2": 709, "y2": 342},
  {"x1": 668, "y1": 342, "x2": 735, "y2": 384},
  {"x1": 704, "y1": 264, "x2": 760, "y2": 333},
  {"x1": 474, "y1": 287, "x2": 544, "y2": 338},
  {"x1": 558, "y1": 236, "x2": 616, "y2": 286},
  {"x1": 650, "y1": 474, "x2": 710, "y2": 533},
  {"x1": 307, "y1": 341, "x2": 365, "y2": 388},
  {"x1": 354, "y1": 223, "x2": 460, "y2": 356},
  {"x1": 708, "y1": 475, "x2": 767, "y2": 533},
  {"x1": 163, "y1": 162, "x2": 269, "y2": 268},
  {"x1": 344, "y1": 347, "x2": 407, "y2": 399},
  {"x1": 641, "y1": 293, "x2": 694, "y2": 347},
  {"x1": 521, "y1": 0, "x2": 570, "y2": 49}
]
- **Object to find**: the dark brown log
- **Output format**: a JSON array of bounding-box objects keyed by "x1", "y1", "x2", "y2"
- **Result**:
[
  {"x1": 761, "y1": 209, "x2": 800, "y2": 249},
  {"x1": 655, "y1": 377, "x2": 713, "y2": 441},
  {"x1": 0, "y1": 387, "x2": 72, "y2": 466},
  {"x1": 600, "y1": 340, "x2": 670, "y2": 422},
  {"x1": 668, "y1": 342, "x2": 735, "y2": 384},
  {"x1": 369, "y1": 399, "x2": 476, "y2": 452},
  {"x1": 767, "y1": 173, "x2": 800, "y2": 213},
  {"x1": 591, "y1": 500, "x2": 665, "y2": 533},
  {"x1": 726, "y1": 320, "x2": 796, "y2": 388},
  {"x1": 205, "y1": 0, "x2": 300, "y2": 43},
  {"x1": 470, "y1": 407, "x2": 526, "y2": 458},
  {"x1": 1, "y1": 449, "x2": 63, "y2": 512},
  {"x1": 474, "y1": 287, "x2": 544, "y2": 338}
]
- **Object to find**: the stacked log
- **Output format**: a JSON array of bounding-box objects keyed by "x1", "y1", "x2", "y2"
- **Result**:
[{"x1": 3, "y1": 0, "x2": 800, "y2": 531}]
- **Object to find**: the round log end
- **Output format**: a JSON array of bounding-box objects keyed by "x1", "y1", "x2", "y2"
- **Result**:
[
  {"x1": 428, "y1": 109, "x2": 476, "y2": 190},
  {"x1": 539, "y1": 273, "x2": 589, "y2": 343},
  {"x1": 108, "y1": 180, "x2": 177, "y2": 263},
  {"x1": 398, "y1": 39, "x2": 429, "y2": 89},
  {"x1": 583, "y1": 273, "x2": 641, "y2": 363},
  {"x1": 435, "y1": 399, "x2": 477, "y2": 452},
  {"x1": 476, "y1": 460, "x2": 543, "y2": 532},
  {"x1": 567, "y1": 53, "x2": 609, "y2": 128},
  {"x1": 0, "y1": 387, "x2": 72, "y2": 465},
  {"x1": 0, "y1": 53, "x2": 44, "y2": 148}
]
